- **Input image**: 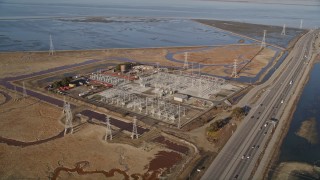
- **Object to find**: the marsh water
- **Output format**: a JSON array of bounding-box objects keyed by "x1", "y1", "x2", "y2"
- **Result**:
[
  {"x1": 0, "y1": 0, "x2": 320, "y2": 51},
  {"x1": 1, "y1": 0, "x2": 320, "y2": 176},
  {"x1": 269, "y1": 63, "x2": 320, "y2": 178}
]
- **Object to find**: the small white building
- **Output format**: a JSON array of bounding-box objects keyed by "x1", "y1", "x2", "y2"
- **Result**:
[{"x1": 173, "y1": 94, "x2": 188, "y2": 102}]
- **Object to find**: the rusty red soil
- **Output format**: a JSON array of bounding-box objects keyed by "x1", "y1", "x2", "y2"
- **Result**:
[
  {"x1": 0, "y1": 130, "x2": 64, "y2": 147},
  {"x1": 153, "y1": 136, "x2": 189, "y2": 154},
  {"x1": 52, "y1": 161, "x2": 130, "y2": 180},
  {"x1": 51, "y1": 150, "x2": 183, "y2": 180},
  {"x1": 148, "y1": 151, "x2": 182, "y2": 172}
]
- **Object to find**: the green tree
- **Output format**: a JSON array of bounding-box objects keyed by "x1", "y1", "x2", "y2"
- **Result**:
[{"x1": 232, "y1": 107, "x2": 245, "y2": 119}]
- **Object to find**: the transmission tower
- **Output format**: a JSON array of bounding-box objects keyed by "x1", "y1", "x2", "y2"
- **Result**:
[
  {"x1": 300, "y1": 19, "x2": 303, "y2": 29},
  {"x1": 197, "y1": 78, "x2": 202, "y2": 96},
  {"x1": 131, "y1": 116, "x2": 139, "y2": 139},
  {"x1": 191, "y1": 62, "x2": 194, "y2": 75},
  {"x1": 260, "y1": 30, "x2": 267, "y2": 49},
  {"x1": 49, "y1": 34, "x2": 55, "y2": 56},
  {"x1": 63, "y1": 101, "x2": 73, "y2": 136},
  {"x1": 104, "y1": 115, "x2": 112, "y2": 141},
  {"x1": 14, "y1": 85, "x2": 18, "y2": 100},
  {"x1": 281, "y1": 24, "x2": 286, "y2": 36},
  {"x1": 231, "y1": 59, "x2": 239, "y2": 78},
  {"x1": 177, "y1": 104, "x2": 181, "y2": 129},
  {"x1": 183, "y1": 52, "x2": 189, "y2": 69},
  {"x1": 63, "y1": 96, "x2": 66, "y2": 107},
  {"x1": 22, "y1": 82, "x2": 27, "y2": 98}
]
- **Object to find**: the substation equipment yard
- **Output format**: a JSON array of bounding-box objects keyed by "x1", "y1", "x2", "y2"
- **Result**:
[{"x1": 55, "y1": 63, "x2": 245, "y2": 129}]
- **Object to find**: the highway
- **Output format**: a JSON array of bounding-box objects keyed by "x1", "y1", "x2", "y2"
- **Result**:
[{"x1": 201, "y1": 29, "x2": 320, "y2": 180}]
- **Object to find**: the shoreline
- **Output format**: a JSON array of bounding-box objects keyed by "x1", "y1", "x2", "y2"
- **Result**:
[
  {"x1": 0, "y1": 44, "x2": 248, "y2": 54},
  {"x1": 264, "y1": 73, "x2": 311, "y2": 179},
  {"x1": 257, "y1": 47, "x2": 319, "y2": 179}
]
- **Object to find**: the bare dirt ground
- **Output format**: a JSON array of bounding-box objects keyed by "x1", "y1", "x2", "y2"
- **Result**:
[
  {"x1": 0, "y1": 93, "x2": 5, "y2": 104},
  {"x1": 173, "y1": 45, "x2": 259, "y2": 65},
  {"x1": 182, "y1": 45, "x2": 276, "y2": 77},
  {"x1": 0, "y1": 51, "x2": 98, "y2": 78},
  {"x1": 109, "y1": 45, "x2": 276, "y2": 78},
  {"x1": 0, "y1": 32, "x2": 283, "y2": 180},
  {"x1": 0, "y1": 110, "x2": 165, "y2": 179},
  {"x1": 186, "y1": 110, "x2": 240, "y2": 152},
  {"x1": 0, "y1": 44, "x2": 276, "y2": 80},
  {"x1": 0, "y1": 91, "x2": 62, "y2": 141},
  {"x1": 0, "y1": 88, "x2": 185, "y2": 179}
]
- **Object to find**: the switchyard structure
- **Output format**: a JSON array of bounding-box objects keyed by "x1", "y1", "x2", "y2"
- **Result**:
[
  {"x1": 139, "y1": 69, "x2": 225, "y2": 99},
  {"x1": 70, "y1": 61, "x2": 245, "y2": 130},
  {"x1": 87, "y1": 65, "x2": 230, "y2": 128}
]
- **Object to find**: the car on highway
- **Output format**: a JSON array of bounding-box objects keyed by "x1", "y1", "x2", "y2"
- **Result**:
[
  {"x1": 247, "y1": 155, "x2": 250, "y2": 159},
  {"x1": 252, "y1": 145, "x2": 255, "y2": 148}
]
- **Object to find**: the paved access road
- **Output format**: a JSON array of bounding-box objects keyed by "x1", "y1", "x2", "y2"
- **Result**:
[
  {"x1": 0, "y1": 60, "x2": 149, "y2": 134},
  {"x1": 201, "y1": 29, "x2": 319, "y2": 180}
]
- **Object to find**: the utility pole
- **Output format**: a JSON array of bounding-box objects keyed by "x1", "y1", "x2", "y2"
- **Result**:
[
  {"x1": 177, "y1": 104, "x2": 181, "y2": 129},
  {"x1": 261, "y1": 30, "x2": 267, "y2": 49},
  {"x1": 231, "y1": 59, "x2": 239, "y2": 78},
  {"x1": 281, "y1": 24, "x2": 286, "y2": 36},
  {"x1": 300, "y1": 19, "x2": 303, "y2": 29},
  {"x1": 22, "y1": 82, "x2": 27, "y2": 98},
  {"x1": 183, "y1": 52, "x2": 189, "y2": 69},
  {"x1": 49, "y1": 34, "x2": 55, "y2": 56},
  {"x1": 105, "y1": 115, "x2": 112, "y2": 141},
  {"x1": 131, "y1": 116, "x2": 139, "y2": 139}
]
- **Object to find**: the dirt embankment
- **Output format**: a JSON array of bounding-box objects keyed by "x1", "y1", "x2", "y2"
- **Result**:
[{"x1": 295, "y1": 118, "x2": 318, "y2": 144}]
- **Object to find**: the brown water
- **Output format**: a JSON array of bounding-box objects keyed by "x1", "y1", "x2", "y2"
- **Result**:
[
  {"x1": 153, "y1": 136, "x2": 189, "y2": 154},
  {"x1": 52, "y1": 161, "x2": 130, "y2": 180},
  {"x1": 0, "y1": 130, "x2": 64, "y2": 147}
]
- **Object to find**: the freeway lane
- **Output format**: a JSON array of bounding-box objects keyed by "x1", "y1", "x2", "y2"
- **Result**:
[
  {"x1": 201, "y1": 29, "x2": 319, "y2": 180},
  {"x1": 229, "y1": 32, "x2": 314, "y2": 180}
]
